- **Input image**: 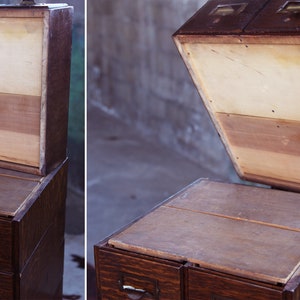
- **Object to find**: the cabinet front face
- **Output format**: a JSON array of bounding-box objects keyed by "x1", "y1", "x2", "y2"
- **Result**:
[
  {"x1": 0, "y1": 272, "x2": 13, "y2": 300},
  {"x1": 186, "y1": 267, "x2": 283, "y2": 300},
  {"x1": 0, "y1": 218, "x2": 13, "y2": 272},
  {"x1": 95, "y1": 246, "x2": 184, "y2": 300}
]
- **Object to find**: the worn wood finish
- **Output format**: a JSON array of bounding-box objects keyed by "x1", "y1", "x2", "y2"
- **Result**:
[
  {"x1": 0, "y1": 219, "x2": 13, "y2": 272},
  {"x1": 95, "y1": 245, "x2": 184, "y2": 300},
  {"x1": 19, "y1": 231, "x2": 65, "y2": 299},
  {"x1": 174, "y1": 39, "x2": 300, "y2": 190},
  {"x1": 173, "y1": 0, "x2": 300, "y2": 190},
  {"x1": 96, "y1": 1, "x2": 300, "y2": 298},
  {"x1": 0, "y1": 16, "x2": 43, "y2": 96},
  {"x1": 283, "y1": 266, "x2": 300, "y2": 300},
  {"x1": 0, "y1": 272, "x2": 14, "y2": 300},
  {"x1": 44, "y1": 6, "x2": 73, "y2": 175},
  {"x1": 246, "y1": 0, "x2": 300, "y2": 33},
  {"x1": 0, "y1": 171, "x2": 41, "y2": 217},
  {"x1": 109, "y1": 180, "x2": 300, "y2": 285},
  {"x1": 174, "y1": 0, "x2": 269, "y2": 35},
  {"x1": 167, "y1": 180, "x2": 300, "y2": 231},
  {"x1": 14, "y1": 159, "x2": 67, "y2": 271},
  {"x1": 0, "y1": 6, "x2": 72, "y2": 175},
  {"x1": 177, "y1": 42, "x2": 300, "y2": 121},
  {"x1": 0, "y1": 160, "x2": 67, "y2": 299},
  {"x1": 217, "y1": 113, "x2": 300, "y2": 189}
]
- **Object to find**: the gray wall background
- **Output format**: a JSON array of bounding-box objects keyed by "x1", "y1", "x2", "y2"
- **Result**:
[{"x1": 88, "y1": 0, "x2": 237, "y2": 181}]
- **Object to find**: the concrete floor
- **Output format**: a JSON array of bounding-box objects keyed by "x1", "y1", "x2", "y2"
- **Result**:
[{"x1": 87, "y1": 107, "x2": 238, "y2": 298}]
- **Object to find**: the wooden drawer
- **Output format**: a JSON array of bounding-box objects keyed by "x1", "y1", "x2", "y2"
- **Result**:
[
  {"x1": 173, "y1": 0, "x2": 300, "y2": 191},
  {"x1": 0, "y1": 272, "x2": 14, "y2": 300},
  {"x1": 186, "y1": 266, "x2": 283, "y2": 300},
  {"x1": 0, "y1": 5, "x2": 72, "y2": 175},
  {"x1": 95, "y1": 245, "x2": 184, "y2": 299}
]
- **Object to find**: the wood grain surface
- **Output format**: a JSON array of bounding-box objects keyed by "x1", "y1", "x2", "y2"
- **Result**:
[
  {"x1": 96, "y1": 246, "x2": 183, "y2": 300},
  {"x1": 0, "y1": 6, "x2": 72, "y2": 175},
  {"x1": 187, "y1": 267, "x2": 282, "y2": 300},
  {"x1": 217, "y1": 113, "x2": 300, "y2": 190},
  {"x1": 109, "y1": 180, "x2": 300, "y2": 285}
]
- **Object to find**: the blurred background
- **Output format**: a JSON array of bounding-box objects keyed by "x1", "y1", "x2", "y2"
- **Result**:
[{"x1": 88, "y1": 0, "x2": 241, "y2": 298}]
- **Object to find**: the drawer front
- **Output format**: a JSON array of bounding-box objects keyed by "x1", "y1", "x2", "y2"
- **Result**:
[
  {"x1": 187, "y1": 268, "x2": 283, "y2": 300},
  {"x1": 0, "y1": 271, "x2": 14, "y2": 300},
  {"x1": 0, "y1": 218, "x2": 13, "y2": 272},
  {"x1": 176, "y1": 0, "x2": 269, "y2": 34},
  {"x1": 246, "y1": 0, "x2": 300, "y2": 33},
  {"x1": 95, "y1": 246, "x2": 184, "y2": 300}
]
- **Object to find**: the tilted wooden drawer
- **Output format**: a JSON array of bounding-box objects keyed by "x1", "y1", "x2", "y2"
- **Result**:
[
  {"x1": 0, "y1": 4, "x2": 73, "y2": 175},
  {"x1": 173, "y1": 0, "x2": 300, "y2": 192},
  {"x1": 95, "y1": 0, "x2": 300, "y2": 299},
  {"x1": 0, "y1": 159, "x2": 68, "y2": 299}
]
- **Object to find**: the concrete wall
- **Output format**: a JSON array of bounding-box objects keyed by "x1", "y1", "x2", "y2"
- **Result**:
[{"x1": 88, "y1": 0, "x2": 237, "y2": 180}]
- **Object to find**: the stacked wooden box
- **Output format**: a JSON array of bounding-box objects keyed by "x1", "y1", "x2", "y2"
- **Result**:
[
  {"x1": 0, "y1": 4, "x2": 72, "y2": 299},
  {"x1": 95, "y1": 0, "x2": 300, "y2": 299}
]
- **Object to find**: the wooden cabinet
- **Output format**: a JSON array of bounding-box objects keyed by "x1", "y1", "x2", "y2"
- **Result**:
[
  {"x1": 186, "y1": 266, "x2": 284, "y2": 300},
  {"x1": 95, "y1": 180, "x2": 300, "y2": 299},
  {"x1": 0, "y1": 160, "x2": 68, "y2": 299},
  {"x1": 94, "y1": 0, "x2": 300, "y2": 298},
  {"x1": 0, "y1": 4, "x2": 72, "y2": 298}
]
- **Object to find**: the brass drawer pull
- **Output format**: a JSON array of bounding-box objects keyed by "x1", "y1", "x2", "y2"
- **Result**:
[
  {"x1": 277, "y1": 1, "x2": 300, "y2": 13},
  {"x1": 209, "y1": 3, "x2": 248, "y2": 16},
  {"x1": 122, "y1": 285, "x2": 153, "y2": 299},
  {"x1": 118, "y1": 272, "x2": 160, "y2": 299}
]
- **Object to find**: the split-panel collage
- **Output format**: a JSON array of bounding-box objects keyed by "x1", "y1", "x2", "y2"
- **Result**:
[{"x1": 0, "y1": 0, "x2": 300, "y2": 299}]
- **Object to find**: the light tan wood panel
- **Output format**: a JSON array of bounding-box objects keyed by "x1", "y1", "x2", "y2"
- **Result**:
[
  {"x1": 0, "y1": 17, "x2": 43, "y2": 96},
  {"x1": 180, "y1": 42, "x2": 300, "y2": 121},
  {"x1": 217, "y1": 113, "x2": 300, "y2": 190},
  {"x1": 0, "y1": 93, "x2": 40, "y2": 167}
]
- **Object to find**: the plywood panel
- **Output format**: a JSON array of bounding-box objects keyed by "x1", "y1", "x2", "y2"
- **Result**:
[
  {"x1": 0, "y1": 93, "x2": 40, "y2": 167},
  {"x1": 181, "y1": 43, "x2": 300, "y2": 121},
  {"x1": 217, "y1": 113, "x2": 300, "y2": 189},
  {"x1": 0, "y1": 17, "x2": 43, "y2": 96}
]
